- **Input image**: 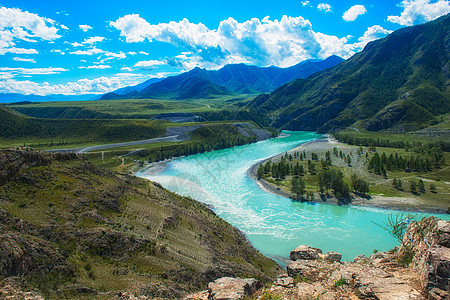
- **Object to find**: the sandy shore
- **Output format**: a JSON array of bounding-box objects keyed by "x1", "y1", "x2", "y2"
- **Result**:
[{"x1": 248, "y1": 136, "x2": 449, "y2": 215}]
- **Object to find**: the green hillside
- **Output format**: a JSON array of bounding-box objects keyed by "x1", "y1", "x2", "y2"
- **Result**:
[
  {"x1": 0, "y1": 106, "x2": 167, "y2": 147},
  {"x1": 0, "y1": 150, "x2": 280, "y2": 299},
  {"x1": 249, "y1": 14, "x2": 450, "y2": 133}
]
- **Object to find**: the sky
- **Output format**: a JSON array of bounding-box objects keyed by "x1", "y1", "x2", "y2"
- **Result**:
[{"x1": 0, "y1": 0, "x2": 449, "y2": 96}]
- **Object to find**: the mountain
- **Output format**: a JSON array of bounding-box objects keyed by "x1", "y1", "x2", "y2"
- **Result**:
[
  {"x1": 0, "y1": 93, "x2": 100, "y2": 103},
  {"x1": 100, "y1": 55, "x2": 344, "y2": 100},
  {"x1": 109, "y1": 77, "x2": 163, "y2": 95},
  {"x1": 249, "y1": 14, "x2": 450, "y2": 133}
]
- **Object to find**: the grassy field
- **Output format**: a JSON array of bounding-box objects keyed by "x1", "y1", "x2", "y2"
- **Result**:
[{"x1": 6, "y1": 95, "x2": 258, "y2": 119}]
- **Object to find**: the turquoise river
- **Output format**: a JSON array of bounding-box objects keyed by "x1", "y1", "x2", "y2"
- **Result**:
[{"x1": 137, "y1": 131, "x2": 449, "y2": 264}]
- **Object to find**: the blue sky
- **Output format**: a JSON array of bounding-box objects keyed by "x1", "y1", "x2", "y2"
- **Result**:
[{"x1": 0, "y1": 0, "x2": 449, "y2": 95}]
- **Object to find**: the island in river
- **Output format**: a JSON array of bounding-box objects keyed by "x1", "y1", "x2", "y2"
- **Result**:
[{"x1": 248, "y1": 135, "x2": 450, "y2": 214}]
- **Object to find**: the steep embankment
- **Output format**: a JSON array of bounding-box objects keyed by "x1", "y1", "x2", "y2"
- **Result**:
[
  {"x1": 249, "y1": 14, "x2": 450, "y2": 133},
  {"x1": 0, "y1": 149, "x2": 281, "y2": 299}
]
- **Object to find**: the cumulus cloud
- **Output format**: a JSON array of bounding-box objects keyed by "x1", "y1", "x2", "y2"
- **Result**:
[
  {"x1": 0, "y1": 47, "x2": 38, "y2": 55},
  {"x1": 0, "y1": 6, "x2": 61, "y2": 55},
  {"x1": 343, "y1": 5, "x2": 367, "y2": 21},
  {"x1": 354, "y1": 25, "x2": 393, "y2": 49},
  {"x1": 70, "y1": 47, "x2": 105, "y2": 55},
  {"x1": 388, "y1": 0, "x2": 450, "y2": 26},
  {"x1": 302, "y1": 1, "x2": 310, "y2": 6},
  {"x1": 0, "y1": 67, "x2": 67, "y2": 75},
  {"x1": 0, "y1": 73, "x2": 156, "y2": 95},
  {"x1": 317, "y1": 3, "x2": 332, "y2": 12},
  {"x1": 111, "y1": 14, "x2": 355, "y2": 68},
  {"x1": 78, "y1": 65, "x2": 111, "y2": 69},
  {"x1": 83, "y1": 36, "x2": 105, "y2": 44},
  {"x1": 134, "y1": 60, "x2": 165, "y2": 69},
  {"x1": 12, "y1": 57, "x2": 36, "y2": 63},
  {"x1": 79, "y1": 24, "x2": 92, "y2": 32},
  {"x1": 51, "y1": 49, "x2": 65, "y2": 55}
]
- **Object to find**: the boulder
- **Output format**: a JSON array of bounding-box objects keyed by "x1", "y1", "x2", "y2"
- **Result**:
[
  {"x1": 324, "y1": 251, "x2": 342, "y2": 263},
  {"x1": 286, "y1": 260, "x2": 320, "y2": 279},
  {"x1": 273, "y1": 274, "x2": 294, "y2": 288},
  {"x1": 289, "y1": 245, "x2": 322, "y2": 261},
  {"x1": 207, "y1": 277, "x2": 261, "y2": 300}
]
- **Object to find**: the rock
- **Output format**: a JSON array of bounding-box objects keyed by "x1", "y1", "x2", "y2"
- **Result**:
[
  {"x1": 286, "y1": 260, "x2": 320, "y2": 279},
  {"x1": 398, "y1": 217, "x2": 450, "y2": 297},
  {"x1": 207, "y1": 277, "x2": 261, "y2": 300},
  {"x1": 273, "y1": 274, "x2": 294, "y2": 288},
  {"x1": 0, "y1": 277, "x2": 44, "y2": 300},
  {"x1": 353, "y1": 255, "x2": 369, "y2": 264},
  {"x1": 289, "y1": 245, "x2": 322, "y2": 261},
  {"x1": 424, "y1": 247, "x2": 450, "y2": 292},
  {"x1": 324, "y1": 251, "x2": 342, "y2": 263}
]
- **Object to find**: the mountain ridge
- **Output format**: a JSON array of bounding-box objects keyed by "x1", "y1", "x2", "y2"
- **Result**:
[
  {"x1": 100, "y1": 55, "x2": 344, "y2": 100},
  {"x1": 248, "y1": 14, "x2": 450, "y2": 133}
]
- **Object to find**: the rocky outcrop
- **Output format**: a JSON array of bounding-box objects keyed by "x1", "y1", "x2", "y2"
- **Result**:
[
  {"x1": 208, "y1": 277, "x2": 261, "y2": 300},
  {"x1": 399, "y1": 217, "x2": 450, "y2": 299},
  {"x1": 0, "y1": 149, "x2": 77, "y2": 186},
  {"x1": 186, "y1": 217, "x2": 450, "y2": 300},
  {"x1": 182, "y1": 277, "x2": 261, "y2": 300},
  {"x1": 289, "y1": 245, "x2": 322, "y2": 261}
]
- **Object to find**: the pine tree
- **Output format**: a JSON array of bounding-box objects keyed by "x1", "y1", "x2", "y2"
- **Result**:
[{"x1": 418, "y1": 179, "x2": 425, "y2": 193}]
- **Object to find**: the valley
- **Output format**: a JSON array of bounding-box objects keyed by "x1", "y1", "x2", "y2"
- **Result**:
[{"x1": 0, "y1": 9, "x2": 449, "y2": 300}]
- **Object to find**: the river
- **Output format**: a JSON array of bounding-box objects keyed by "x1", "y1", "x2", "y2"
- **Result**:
[{"x1": 136, "y1": 131, "x2": 448, "y2": 264}]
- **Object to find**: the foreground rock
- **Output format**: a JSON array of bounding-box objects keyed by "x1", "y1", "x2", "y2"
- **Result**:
[
  {"x1": 182, "y1": 277, "x2": 261, "y2": 300},
  {"x1": 186, "y1": 217, "x2": 449, "y2": 300}
]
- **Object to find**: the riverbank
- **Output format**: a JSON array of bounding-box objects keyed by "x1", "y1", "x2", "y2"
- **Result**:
[{"x1": 248, "y1": 135, "x2": 449, "y2": 215}]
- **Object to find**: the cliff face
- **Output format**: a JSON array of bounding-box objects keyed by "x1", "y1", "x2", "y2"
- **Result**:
[
  {"x1": 0, "y1": 149, "x2": 281, "y2": 299},
  {"x1": 398, "y1": 217, "x2": 450, "y2": 298}
]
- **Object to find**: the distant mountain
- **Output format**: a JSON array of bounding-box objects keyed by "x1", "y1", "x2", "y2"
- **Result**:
[
  {"x1": 249, "y1": 14, "x2": 450, "y2": 133},
  {"x1": 100, "y1": 55, "x2": 344, "y2": 100},
  {"x1": 110, "y1": 77, "x2": 163, "y2": 95},
  {"x1": 0, "y1": 93, "x2": 100, "y2": 103}
]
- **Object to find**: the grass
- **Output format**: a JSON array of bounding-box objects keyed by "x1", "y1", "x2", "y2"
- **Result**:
[
  {"x1": 259, "y1": 138, "x2": 450, "y2": 211},
  {"x1": 0, "y1": 152, "x2": 281, "y2": 298},
  {"x1": 6, "y1": 95, "x2": 258, "y2": 120}
]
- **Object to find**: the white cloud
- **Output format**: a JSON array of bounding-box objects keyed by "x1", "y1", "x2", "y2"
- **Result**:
[
  {"x1": 51, "y1": 49, "x2": 65, "y2": 55},
  {"x1": 317, "y1": 3, "x2": 332, "y2": 12},
  {"x1": 139, "y1": 51, "x2": 149, "y2": 55},
  {"x1": 12, "y1": 57, "x2": 36, "y2": 63},
  {"x1": 135, "y1": 60, "x2": 165, "y2": 69},
  {"x1": 0, "y1": 6, "x2": 61, "y2": 55},
  {"x1": 79, "y1": 24, "x2": 92, "y2": 32},
  {"x1": 0, "y1": 67, "x2": 67, "y2": 75},
  {"x1": 61, "y1": 25, "x2": 69, "y2": 30},
  {"x1": 105, "y1": 51, "x2": 126, "y2": 59},
  {"x1": 388, "y1": 0, "x2": 450, "y2": 25},
  {"x1": 121, "y1": 66, "x2": 134, "y2": 71},
  {"x1": 78, "y1": 65, "x2": 111, "y2": 69},
  {"x1": 110, "y1": 14, "x2": 335, "y2": 68},
  {"x1": 343, "y1": 5, "x2": 367, "y2": 21},
  {"x1": 301, "y1": 1, "x2": 310, "y2": 6},
  {"x1": 0, "y1": 73, "x2": 156, "y2": 95},
  {"x1": 70, "y1": 47, "x2": 105, "y2": 55},
  {"x1": 0, "y1": 47, "x2": 38, "y2": 55},
  {"x1": 83, "y1": 36, "x2": 105, "y2": 44},
  {"x1": 71, "y1": 42, "x2": 83, "y2": 47},
  {"x1": 353, "y1": 25, "x2": 393, "y2": 49}
]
